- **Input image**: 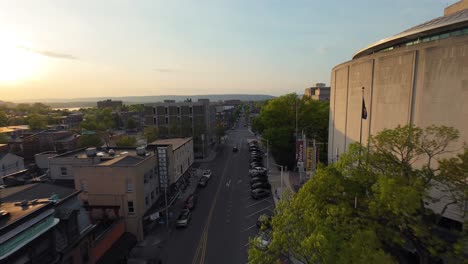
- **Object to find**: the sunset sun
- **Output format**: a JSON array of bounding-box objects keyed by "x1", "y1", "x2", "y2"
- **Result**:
[{"x1": 0, "y1": 34, "x2": 44, "y2": 84}]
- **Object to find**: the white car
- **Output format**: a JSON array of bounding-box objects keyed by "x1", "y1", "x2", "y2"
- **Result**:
[{"x1": 202, "y1": 170, "x2": 212, "y2": 179}]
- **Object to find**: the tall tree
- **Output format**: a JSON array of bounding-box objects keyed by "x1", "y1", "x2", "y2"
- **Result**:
[
  {"x1": 26, "y1": 113, "x2": 47, "y2": 130},
  {"x1": 78, "y1": 134, "x2": 102, "y2": 148},
  {"x1": 249, "y1": 125, "x2": 466, "y2": 264},
  {"x1": 0, "y1": 111, "x2": 8, "y2": 126},
  {"x1": 144, "y1": 127, "x2": 159, "y2": 143},
  {"x1": 115, "y1": 135, "x2": 137, "y2": 147}
]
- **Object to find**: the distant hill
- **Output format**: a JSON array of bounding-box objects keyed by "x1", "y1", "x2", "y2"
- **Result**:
[{"x1": 14, "y1": 94, "x2": 275, "y2": 107}]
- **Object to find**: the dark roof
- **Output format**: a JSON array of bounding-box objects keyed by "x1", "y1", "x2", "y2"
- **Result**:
[
  {"x1": 103, "y1": 155, "x2": 146, "y2": 166},
  {"x1": 353, "y1": 9, "x2": 468, "y2": 59},
  {"x1": 2, "y1": 183, "x2": 76, "y2": 203}
]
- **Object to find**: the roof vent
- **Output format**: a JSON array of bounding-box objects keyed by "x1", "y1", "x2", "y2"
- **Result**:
[
  {"x1": 86, "y1": 147, "x2": 97, "y2": 157},
  {"x1": 108, "y1": 149, "x2": 115, "y2": 156},
  {"x1": 136, "y1": 146, "x2": 146, "y2": 155}
]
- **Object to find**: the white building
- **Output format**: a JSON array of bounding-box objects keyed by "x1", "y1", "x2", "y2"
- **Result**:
[{"x1": 0, "y1": 153, "x2": 25, "y2": 177}]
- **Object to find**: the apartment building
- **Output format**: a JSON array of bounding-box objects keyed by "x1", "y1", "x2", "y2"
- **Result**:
[
  {"x1": 73, "y1": 147, "x2": 159, "y2": 241},
  {"x1": 145, "y1": 99, "x2": 215, "y2": 158},
  {"x1": 304, "y1": 83, "x2": 331, "y2": 101},
  {"x1": 148, "y1": 137, "x2": 194, "y2": 189}
]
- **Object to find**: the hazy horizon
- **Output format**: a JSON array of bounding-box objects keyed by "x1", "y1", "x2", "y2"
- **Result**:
[{"x1": 0, "y1": 0, "x2": 456, "y2": 101}]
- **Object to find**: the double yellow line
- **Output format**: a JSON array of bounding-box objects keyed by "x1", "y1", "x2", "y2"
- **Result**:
[{"x1": 192, "y1": 150, "x2": 232, "y2": 264}]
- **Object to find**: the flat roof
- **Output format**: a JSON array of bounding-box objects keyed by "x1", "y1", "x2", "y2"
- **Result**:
[
  {"x1": 1, "y1": 183, "x2": 76, "y2": 202},
  {"x1": 149, "y1": 137, "x2": 192, "y2": 150},
  {"x1": 353, "y1": 9, "x2": 468, "y2": 59},
  {"x1": 0, "y1": 201, "x2": 51, "y2": 231},
  {"x1": 56, "y1": 147, "x2": 153, "y2": 160}
]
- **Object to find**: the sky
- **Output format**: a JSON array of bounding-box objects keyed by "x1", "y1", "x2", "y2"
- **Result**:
[{"x1": 0, "y1": 0, "x2": 458, "y2": 102}]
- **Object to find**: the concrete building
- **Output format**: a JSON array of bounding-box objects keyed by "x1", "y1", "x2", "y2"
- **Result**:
[
  {"x1": 0, "y1": 152, "x2": 25, "y2": 177},
  {"x1": 304, "y1": 83, "x2": 331, "y2": 101},
  {"x1": 145, "y1": 99, "x2": 215, "y2": 158},
  {"x1": 72, "y1": 147, "x2": 159, "y2": 241},
  {"x1": 328, "y1": 3, "x2": 468, "y2": 226},
  {"x1": 148, "y1": 137, "x2": 194, "y2": 189},
  {"x1": 97, "y1": 99, "x2": 123, "y2": 110}
]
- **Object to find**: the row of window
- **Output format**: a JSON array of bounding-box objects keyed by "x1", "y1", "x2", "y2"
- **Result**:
[
  {"x1": 377, "y1": 27, "x2": 468, "y2": 54},
  {"x1": 128, "y1": 189, "x2": 159, "y2": 215},
  {"x1": 153, "y1": 107, "x2": 193, "y2": 115}
]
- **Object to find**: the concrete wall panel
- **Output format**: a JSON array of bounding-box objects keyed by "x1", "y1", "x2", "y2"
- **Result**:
[
  {"x1": 346, "y1": 60, "x2": 374, "y2": 149},
  {"x1": 371, "y1": 51, "x2": 415, "y2": 135},
  {"x1": 332, "y1": 66, "x2": 349, "y2": 157}
]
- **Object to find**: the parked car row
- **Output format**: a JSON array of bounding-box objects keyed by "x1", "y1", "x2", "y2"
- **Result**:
[
  {"x1": 176, "y1": 169, "x2": 213, "y2": 228},
  {"x1": 248, "y1": 141, "x2": 271, "y2": 200}
]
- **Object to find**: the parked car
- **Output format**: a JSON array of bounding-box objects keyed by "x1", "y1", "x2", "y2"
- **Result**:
[
  {"x1": 250, "y1": 172, "x2": 267, "y2": 179},
  {"x1": 202, "y1": 170, "x2": 212, "y2": 179},
  {"x1": 251, "y1": 182, "x2": 271, "y2": 190},
  {"x1": 256, "y1": 214, "x2": 272, "y2": 229},
  {"x1": 198, "y1": 176, "x2": 209, "y2": 187},
  {"x1": 176, "y1": 209, "x2": 191, "y2": 228},
  {"x1": 233, "y1": 146, "x2": 238, "y2": 152},
  {"x1": 251, "y1": 188, "x2": 271, "y2": 199},
  {"x1": 250, "y1": 163, "x2": 264, "y2": 169},
  {"x1": 250, "y1": 177, "x2": 268, "y2": 184},
  {"x1": 254, "y1": 229, "x2": 272, "y2": 250},
  {"x1": 184, "y1": 194, "x2": 198, "y2": 210}
]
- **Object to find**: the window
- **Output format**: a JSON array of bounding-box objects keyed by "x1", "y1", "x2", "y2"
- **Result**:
[
  {"x1": 165, "y1": 107, "x2": 168, "y2": 115},
  {"x1": 144, "y1": 173, "x2": 148, "y2": 183},
  {"x1": 145, "y1": 196, "x2": 149, "y2": 206},
  {"x1": 177, "y1": 107, "x2": 180, "y2": 115},
  {"x1": 126, "y1": 179, "x2": 134, "y2": 192},
  {"x1": 151, "y1": 191, "x2": 155, "y2": 200},
  {"x1": 61, "y1": 167, "x2": 68, "y2": 176},
  {"x1": 153, "y1": 117, "x2": 157, "y2": 125},
  {"x1": 165, "y1": 117, "x2": 169, "y2": 125},
  {"x1": 128, "y1": 201, "x2": 135, "y2": 214},
  {"x1": 149, "y1": 169, "x2": 153, "y2": 179},
  {"x1": 153, "y1": 107, "x2": 156, "y2": 114},
  {"x1": 189, "y1": 107, "x2": 192, "y2": 114},
  {"x1": 80, "y1": 180, "x2": 88, "y2": 192}
]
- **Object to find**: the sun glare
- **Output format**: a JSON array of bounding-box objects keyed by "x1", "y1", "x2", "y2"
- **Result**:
[{"x1": 0, "y1": 33, "x2": 45, "y2": 84}]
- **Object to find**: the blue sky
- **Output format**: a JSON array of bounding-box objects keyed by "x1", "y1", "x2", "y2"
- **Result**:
[{"x1": 0, "y1": 0, "x2": 457, "y2": 101}]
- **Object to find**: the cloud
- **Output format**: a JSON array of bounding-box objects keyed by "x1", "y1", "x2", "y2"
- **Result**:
[{"x1": 17, "y1": 45, "x2": 78, "y2": 60}]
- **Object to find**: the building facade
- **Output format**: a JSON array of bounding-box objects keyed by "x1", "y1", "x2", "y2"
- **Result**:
[
  {"x1": 304, "y1": 83, "x2": 331, "y2": 101},
  {"x1": 0, "y1": 152, "x2": 25, "y2": 177},
  {"x1": 328, "y1": 5, "x2": 468, "y2": 225},
  {"x1": 145, "y1": 99, "x2": 215, "y2": 158},
  {"x1": 73, "y1": 147, "x2": 159, "y2": 241}
]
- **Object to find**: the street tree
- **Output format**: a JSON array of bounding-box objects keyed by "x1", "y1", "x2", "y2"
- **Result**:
[
  {"x1": 126, "y1": 117, "x2": 138, "y2": 130},
  {"x1": 116, "y1": 135, "x2": 137, "y2": 147},
  {"x1": 143, "y1": 127, "x2": 159, "y2": 143},
  {"x1": 26, "y1": 113, "x2": 47, "y2": 130},
  {"x1": 0, "y1": 111, "x2": 8, "y2": 126},
  {"x1": 215, "y1": 123, "x2": 225, "y2": 143},
  {"x1": 78, "y1": 134, "x2": 102, "y2": 148},
  {"x1": 249, "y1": 125, "x2": 466, "y2": 264}
]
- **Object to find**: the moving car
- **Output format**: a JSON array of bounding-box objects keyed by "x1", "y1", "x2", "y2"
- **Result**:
[
  {"x1": 251, "y1": 181, "x2": 271, "y2": 190},
  {"x1": 233, "y1": 146, "x2": 238, "y2": 152},
  {"x1": 184, "y1": 194, "x2": 198, "y2": 210},
  {"x1": 198, "y1": 176, "x2": 209, "y2": 187},
  {"x1": 251, "y1": 188, "x2": 271, "y2": 200},
  {"x1": 176, "y1": 209, "x2": 191, "y2": 228}
]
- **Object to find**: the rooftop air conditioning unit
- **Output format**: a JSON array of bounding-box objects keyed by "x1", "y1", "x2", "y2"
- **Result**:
[
  {"x1": 136, "y1": 146, "x2": 146, "y2": 155},
  {"x1": 86, "y1": 147, "x2": 97, "y2": 157},
  {"x1": 108, "y1": 149, "x2": 115, "y2": 156}
]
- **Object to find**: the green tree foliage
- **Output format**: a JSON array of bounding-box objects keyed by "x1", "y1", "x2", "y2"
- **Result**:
[
  {"x1": 215, "y1": 124, "x2": 225, "y2": 143},
  {"x1": 26, "y1": 113, "x2": 47, "y2": 130},
  {"x1": 249, "y1": 125, "x2": 466, "y2": 264},
  {"x1": 0, "y1": 133, "x2": 9, "y2": 143},
  {"x1": 251, "y1": 94, "x2": 329, "y2": 167},
  {"x1": 116, "y1": 135, "x2": 137, "y2": 147},
  {"x1": 80, "y1": 108, "x2": 115, "y2": 131},
  {"x1": 126, "y1": 117, "x2": 138, "y2": 130},
  {"x1": 78, "y1": 134, "x2": 102, "y2": 148},
  {"x1": 0, "y1": 111, "x2": 8, "y2": 126},
  {"x1": 144, "y1": 127, "x2": 159, "y2": 143}
]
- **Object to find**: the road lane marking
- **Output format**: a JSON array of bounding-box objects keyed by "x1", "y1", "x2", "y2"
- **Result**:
[
  {"x1": 246, "y1": 199, "x2": 270, "y2": 208},
  {"x1": 245, "y1": 206, "x2": 272, "y2": 218},
  {"x1": 243, "y1": 224, "x2": 257, "y2": 232}
]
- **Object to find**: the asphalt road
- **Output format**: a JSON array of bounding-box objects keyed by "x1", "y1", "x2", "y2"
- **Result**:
[{"x1": 160, "y1": 119, "x2": 274, "y2": 264}]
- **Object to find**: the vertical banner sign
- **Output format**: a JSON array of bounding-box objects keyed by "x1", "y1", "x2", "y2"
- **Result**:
[
  {"x1": 306, "y1": 147, "x2": 314, "y2": 171},
  {"x1": 296, "y1": 139, "x2": 304, "y2": 163},
  {"x1": 157, "y1": 147, "x2": 168, "y2": 190}
]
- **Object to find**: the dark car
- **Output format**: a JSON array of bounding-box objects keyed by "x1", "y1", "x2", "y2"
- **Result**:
[
  {"x1": 249, "y1": 147, "x2": 260, "y2": 152},
  {"x1": 198, "y1": 176, "x2": 209, "y2": 187},
  {"x1": 176, "y1": 209, "x2": 191, "y2": 228},
  {"x1": 233, "y1": 146, "x2": 238, "y2": 152},
  {"x1": 251, "y1": 182, "x2": 271, "y2": 190},
  {"x1": 250, "y1": 177, "x2": 269, "y2": 185},
  {"x1": 184, "y1": 194, "x2": 198, "y2": 210},
  {"x1": 250, "y1": 172, "x2": 267, "y2": 178},
  {"x1": 251, "y1": 189, "x2": 271, "y2": 199}
]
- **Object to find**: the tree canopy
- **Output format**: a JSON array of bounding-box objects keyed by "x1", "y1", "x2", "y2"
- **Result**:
[
  {"x1": 80, "y1": 108, "x2": 115, "y2": 131},
  {"x1": 249, "y1": 125, "x2": 466, "y2": 264},
  {"x1": 251, "y1": 94, "x2": 329, "y2": 167},
  {"x1": 78, "y1": 134, "x2": 102, "y2": 148},
  {"x1": 26, "y1": 113, "x2": 47, "y2": 130},
  {"x1": 115, "y1": 135, "x2": 137, "y2": 147}
]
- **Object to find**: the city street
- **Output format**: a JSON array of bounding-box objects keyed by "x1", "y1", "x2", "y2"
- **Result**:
[{"x1": 158, "y1": 119, "x2": 274, "y2": 264}]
